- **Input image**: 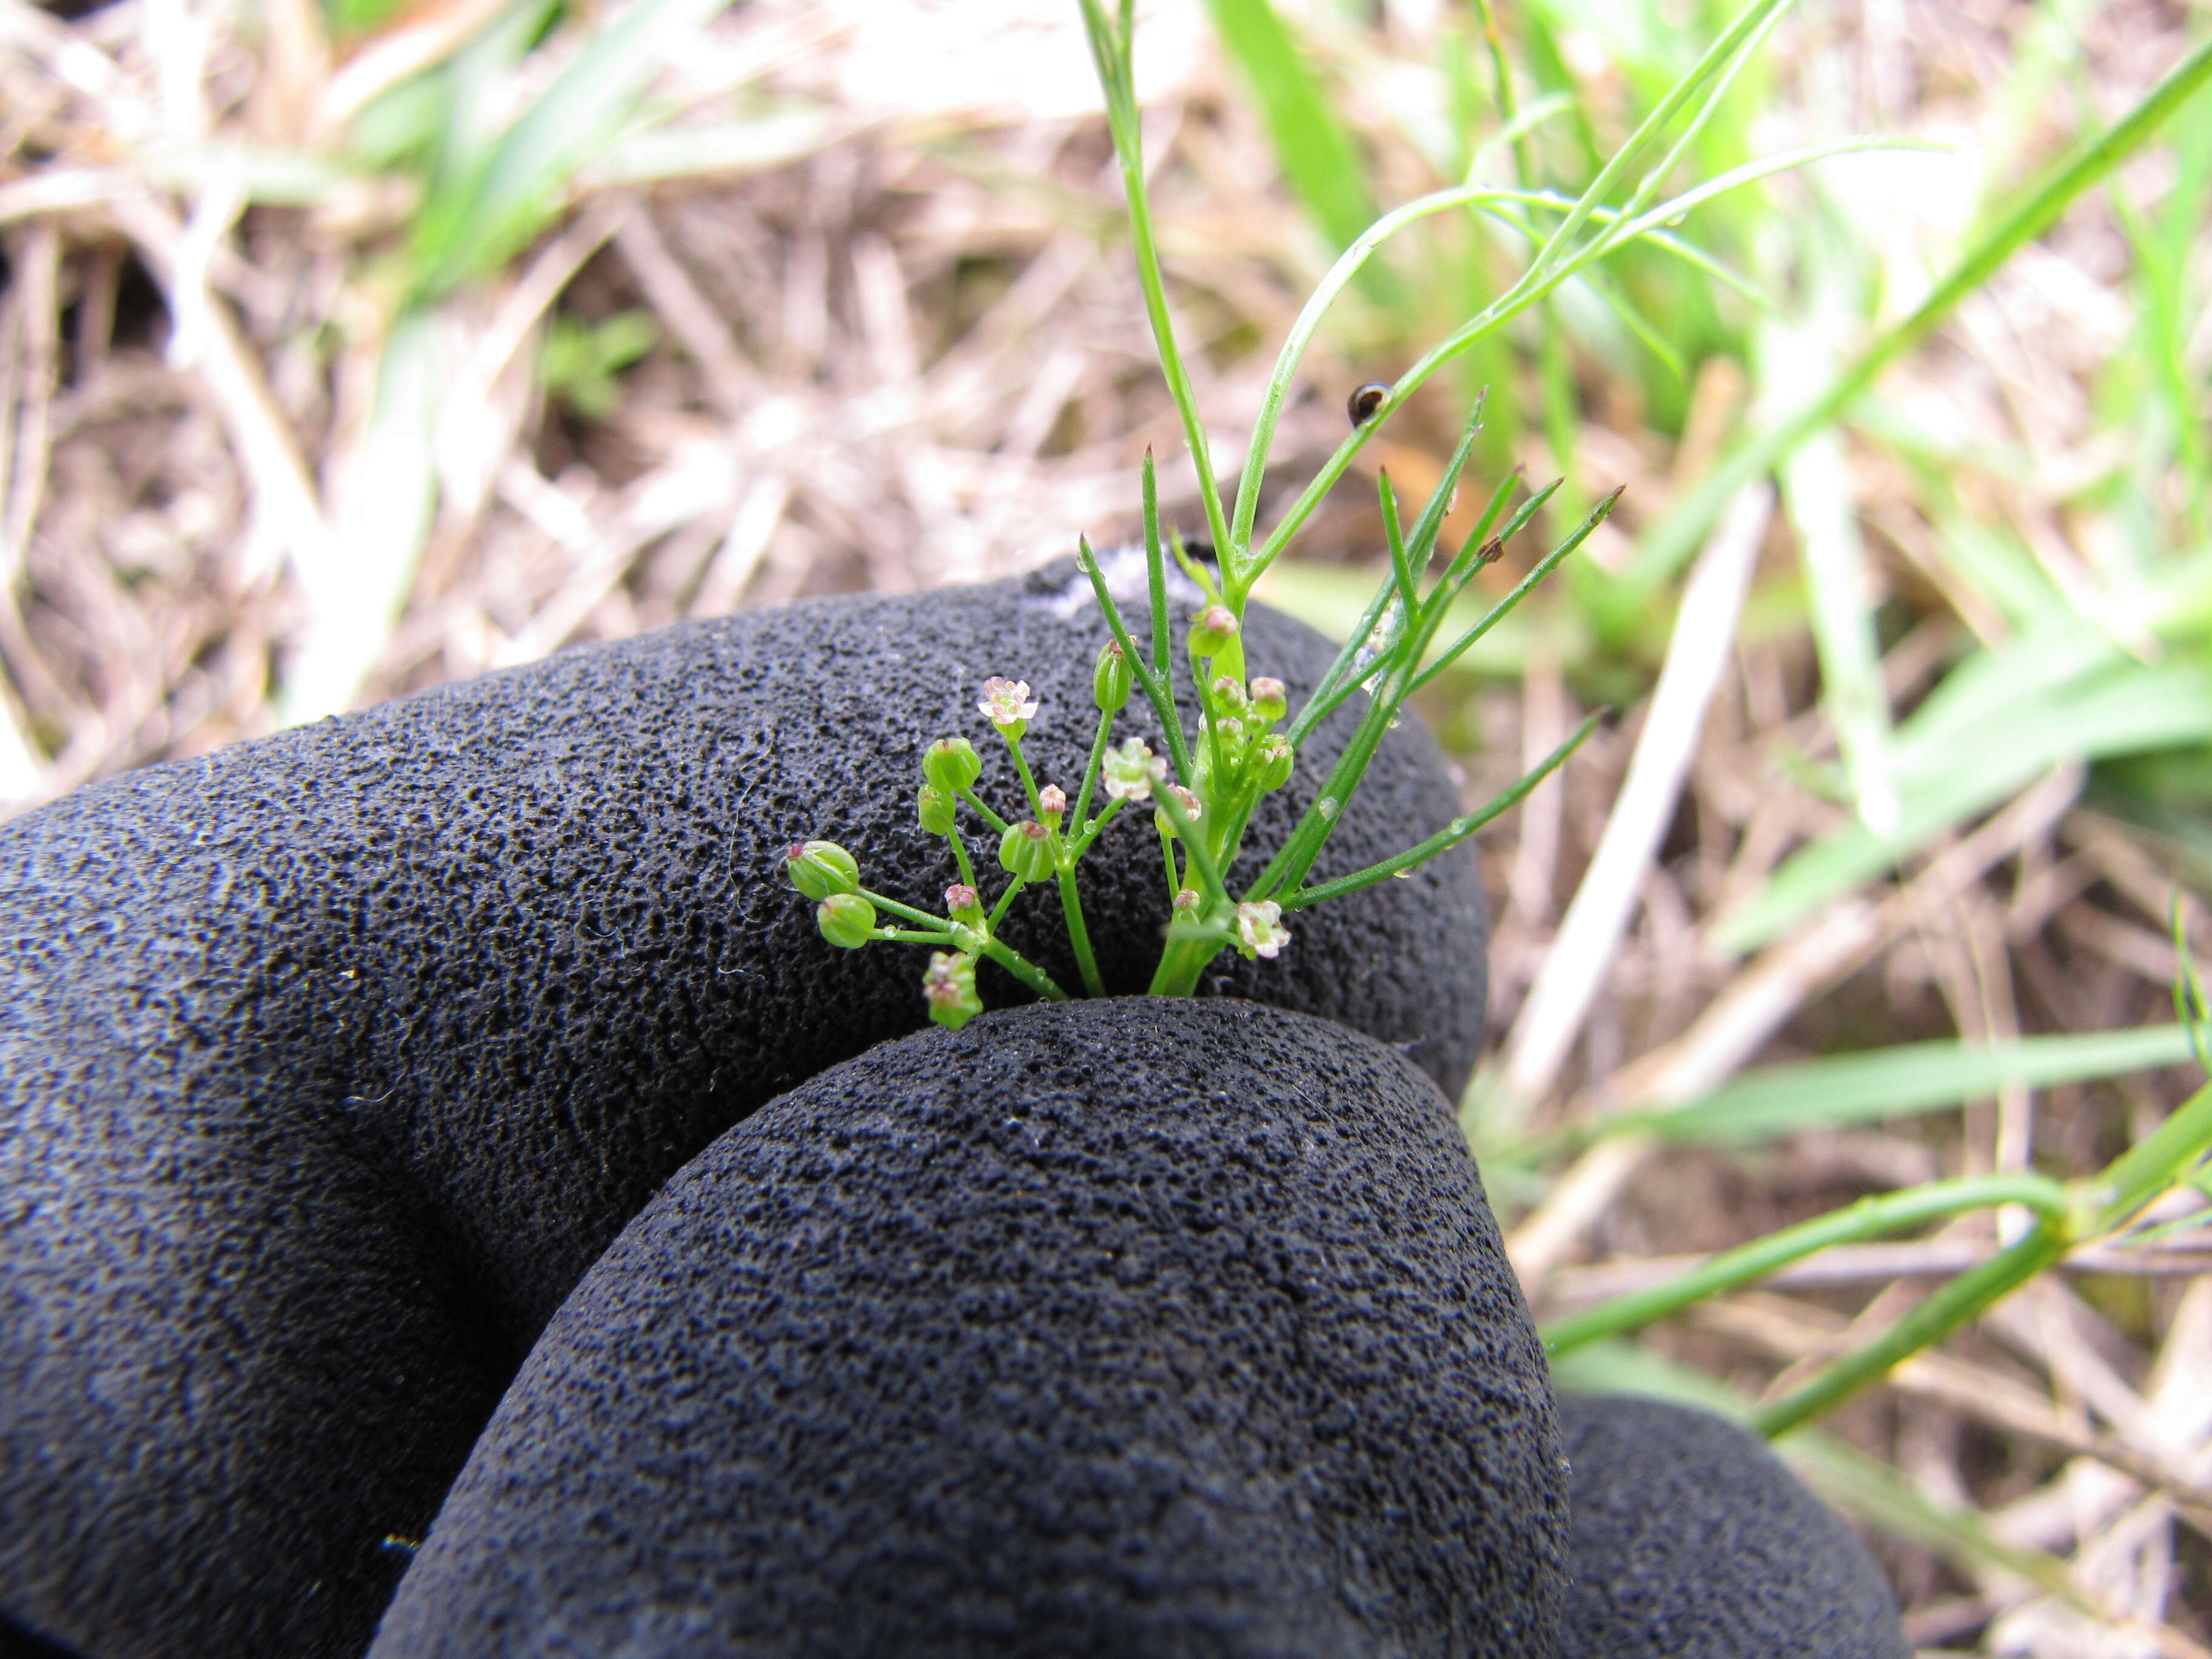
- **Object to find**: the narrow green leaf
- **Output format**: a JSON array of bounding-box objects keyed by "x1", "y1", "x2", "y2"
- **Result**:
[
  {"x1": 412, "y1": 0, "x2": 731, "y2": 298},
  {"x1": 1617, "y1": 33, "x2": 2212, "y2": 607},
  {"x1": 1610, "y1": 1024, "x2": 2205, "y2": 1147},
  {"x1": 1717, "y1": 659, "x2": 2212, "y2": 954}
]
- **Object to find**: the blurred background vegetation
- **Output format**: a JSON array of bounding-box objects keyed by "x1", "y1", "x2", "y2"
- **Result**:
[{"x1": 2, "y1": 0, "x2": 2208, "y2": 1648}]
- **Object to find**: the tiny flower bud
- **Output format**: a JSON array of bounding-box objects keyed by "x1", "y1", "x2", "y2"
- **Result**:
[
  {"x1": 1153, "y1": 784, "x2": 1202, "y2": 839},
  {"x1": 1102, "y1": 737, "x2": 1163, "y2": 803},
  {"x1": 1037, "y1": 784, "x2": 1068, "y2": 828},
  {"x1": 1256, "y1": 733, "x2": 1294, "y2": 791},
  {"x1": 1213, "y1": 716, "x2": 1243, "y2": 750},
  {"x1": 943, "y1": 883, "x2": 983, "y2": 923},
  {"x1": 1233, "y1": 899, "x2": 1291, "y2": 960},
  {"x1": 1188, "y1": 605, "x2": 1238, "y2": 659},
  {"x1": 1212, "y1": 675, "x2": 1248, "y2": 712},
  {"x1": 916, "y1": 783, "x2": 955, "y2": 836},
  {"x1": 1172, "y1": 886, "x2": 1201, "y2": 914},
  {"x1": 923, "y1": 737, "x2": 982, "y2": 794},
  {"x1": 999, "y1": 819, "x2": 1059, "y2": 882},
  {"x1": 979, "y1": 676, "x2": 1040, "y2": 737},
  {"x1": 1093, "y1": 639, "x2": 1133, "y2": 712},
  {"x1": 1249, "y1": 677, "x2": 1287, "y2": 723},
  {"x1": 783, "y1": 839, "x2": 859, "y2": 900},
  {"x1": 816, "y1": 891, "x2": 876, "y2": 949},
  {"x1": 922, "y1": 950, "x2": 982, "y2": 1031}
]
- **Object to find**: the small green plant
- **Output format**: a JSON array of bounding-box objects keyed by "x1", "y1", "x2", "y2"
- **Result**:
[
  {"x1": 775, "y1": 0, "x2": 1897, "y2": 1025},
  {"x1": 777, "y1": 0, "x2": 1894, "y2": 1026},
  {"x1": 540, "y1": 310, "x2": 662, "y2": 422}
]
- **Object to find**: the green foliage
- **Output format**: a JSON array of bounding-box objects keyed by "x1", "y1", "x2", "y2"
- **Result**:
[{"x1": 539, "y1": 310, "x2": 661, "y2": 421}]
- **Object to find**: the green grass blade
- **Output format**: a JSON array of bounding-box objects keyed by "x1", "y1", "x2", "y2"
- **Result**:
[
  {"x1": 1227, "y1": 182, "x2": 1520, "y2": 570},
  {"x1": 1541, "y1": 1172, "x2": 2068, "y2": 1356},
  {"x1": 411, "y1": 0, "x2": 731, "y2": 297},
  {"x1": 1716, "y1": 659, "x2": 2212, "y2": 954},
  {"x1": 1618, "y1": 33, "x2": 2212, "y2": 606},
  {"x1": 1603, "y1": 1024, "x2": 2208, "y2": 1147},
  {"x1": 1750, "y1": 1225, "x2": 2062, "y2": 1437},
  {"x1": 1768, "y1": 310, "x2": 1898, "y2": 834},
  {"x1": 1525, "y1": 0, "x2": 1802, "y2": 283},
  {"x1": 1077, "y1": 0, "x2": 1235, "y2": 575}
]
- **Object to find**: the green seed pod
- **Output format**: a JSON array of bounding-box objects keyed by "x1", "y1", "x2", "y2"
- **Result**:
[
  {"x1": 783, "y1": 839, "x2": 859, "y2": 900},
  {"x1": 816, "y1": 891, "x2": 876, "y2": 949},
  {"x1": 998, "y1": 819, "x2": 1059, "y2": 883},
  {"x1": 1093, "y1": 638, "x2": 1133, "y2": 712},
  {"x1": 1256, "y1": 733, "x2": 1295, "y2": 791},
  {"x1": 1187, "y1": 604, "x2": 1238, "y2": 660},
  {"x1": 923, "y1": 950, "x2": 982, "y2": 1031},
  {"x1": 923, "y1": 737, "x2": 984, "y2": 795},
  {"x1": 1249, "y1": 677, "x2": 1288, "y2": 724},
  {"x1": 1153, "y1": 784, "x2": 1202, "y2": 841},
  {"x1": 916, "y1": 784, "x2": 956, "y2": 836}
]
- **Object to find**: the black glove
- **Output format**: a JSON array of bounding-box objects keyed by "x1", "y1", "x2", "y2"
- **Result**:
[
  {"x1": 0, "y1": 565, "x2": 1486, "y2": 1659},
  {"x1": 366, "y1": 999, "x2": 1563, "y2": 1659},
  {"x1": 1557, "y1": 1392, "x2": 1910, "y2": 1658}
]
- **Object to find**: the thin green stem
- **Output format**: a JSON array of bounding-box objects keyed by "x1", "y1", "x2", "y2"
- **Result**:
[
  {"x1": 1079, "y1": 536, "x2": 1194, "y2": 786},
  {"x1": 956, "y1": 785, "x2": 1011, "y2": 837},
  {"x1": 1287, "y1": 576, "x2": 1402, "y2": 748},
  {"x1": 1056, "y1": 866, "x2": 1105, "y2": 998},
  {"x1": 1284, "y1": 711, "x2": 1602, "y2": 909},
  {"x1": 1003, "y1": 732, "x2": 1044, "y2": 817},
  {"x1": 1295, "y1": 652, "x2": 1399, "y2": 740},
  {"x1": 1157, "y1": 788, "x2": 1228, "y2": 907},
  {"x1": 1143, "y1": 451, "x2": 1172, "y2": 684},
  {"x1": 1075, "y1": 0, "x2": 1235, "y2": 578},
  {"x1": 1285, "y1": 465, "x2": 1522, "y2": 751},
  {"x1": 948, "y1": 832, "x2": 979, "y2": 893},
  {"x1": 2092, "y1": 1078, "x2": 2212, "y2": 1233},
  {"x1": 1526, "y1": 0, "x2": 1801, "y2": 284},
  {"x1": 1752, "y1": 1226, "x2": 2064, "y2": 1439},
  {"x1": 988, "y1": 877, "x2": 1025, "y2": 931},
  {"x1": 857, "y1": 888, "x2": 949, "y2": 930},
  {"x1": 1407, "y1": 486, "x2": 1621, "y2": 694},
  {"x1": 1746, "y1": 1076, "x2": 2212, "y2": 1439},
  {"x1": 869, "y1": 928, "x2": 957, "y2": 945},
  {"x1": 1160, "y1": 823, "x2": 1183, "y2": 902},
  {"x1": 1379, "y1": 472, "x2": 1419, "y2": 612},
  {"x1": 1071, "y1": 796, "x2": 1129, "y2": 859},
  {"x1": 1541, "y1": 1171, "x2": 2068, "y2": 1357},
  {"x1": 1247, "y1": 665, "x2": 1404, "y2": 905},
  {"x1": 980, "y1": 937, "x2": 1070, "y2": 1003},
  {"x1": 1238, "y1": 0, "x2": 1811, "y2": 588},
  {"x1": 1071, "y1": 701, "x2": 1116, "y2": 837}
]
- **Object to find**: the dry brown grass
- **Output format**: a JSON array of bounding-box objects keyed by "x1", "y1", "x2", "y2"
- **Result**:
[{"x1": 3, "y1": 0, "x2": 2208, "y2": 1648}]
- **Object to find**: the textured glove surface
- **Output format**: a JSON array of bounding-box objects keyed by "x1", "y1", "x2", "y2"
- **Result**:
[
  {"x1": 369, "y1": 999, "x2": 1561, "y2": 1659},
  {"x1": 0, "y1": 566, "x2": 1486, "y2": 1659},
  {"x1": 1558, "y1": 1392, "x2": 1909, "y2": 1659}
]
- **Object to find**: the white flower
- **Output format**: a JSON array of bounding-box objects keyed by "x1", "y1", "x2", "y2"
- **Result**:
[
  {"x1": 1102, "y1": 737, "x2": 1164, "y2": 803},
  {"x1": 1235, "y1": 900, "x2": 1291, "y2": 960},
  {"x1": 979, "y1": 676, "x2": 1039, "y2": 730}
]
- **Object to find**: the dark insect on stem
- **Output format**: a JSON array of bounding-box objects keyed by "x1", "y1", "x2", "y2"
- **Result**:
[{"x1": 1347, "y1": 381, "x2": 1389, "y2": 427}]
